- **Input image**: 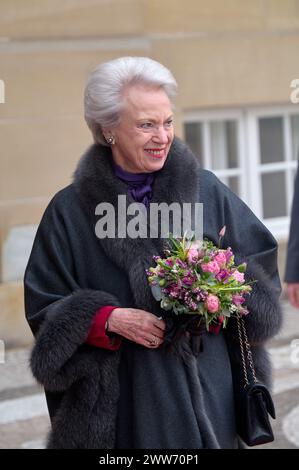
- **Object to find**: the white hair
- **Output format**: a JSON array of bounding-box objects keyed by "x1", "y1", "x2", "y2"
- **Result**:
[{"x1": 84, "y1": 56, "x2": 178, "y2": 146}]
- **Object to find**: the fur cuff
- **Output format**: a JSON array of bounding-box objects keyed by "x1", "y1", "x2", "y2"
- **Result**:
[
  {"x1": 242, "y1": 259, "x2": 282, "y2": 344},
  {"x1": 30, "y1": 289, "x2": 121, "y2": 391}
]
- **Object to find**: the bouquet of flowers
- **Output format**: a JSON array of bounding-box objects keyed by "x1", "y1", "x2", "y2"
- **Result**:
[{"x1": 146, "y1": 227, "x2": 254, "y2": 333}]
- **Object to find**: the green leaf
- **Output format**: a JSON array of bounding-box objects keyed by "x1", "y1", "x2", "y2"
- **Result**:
[
  {"x1": 237, "y1": 263, "x2": 247, "y2": 273},
  {"x1": 151, "y1": 284, "x2": 162, "y2": 301}
]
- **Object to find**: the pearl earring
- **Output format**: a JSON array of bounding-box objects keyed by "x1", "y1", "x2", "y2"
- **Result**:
[{"x1": 105, "y1": 135, "x2": 115, "y2": 145}]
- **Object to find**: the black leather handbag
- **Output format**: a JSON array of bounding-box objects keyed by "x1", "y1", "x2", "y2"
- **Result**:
[{"x1": 233, "y1": 317, "x2": 276, "y2": 447}]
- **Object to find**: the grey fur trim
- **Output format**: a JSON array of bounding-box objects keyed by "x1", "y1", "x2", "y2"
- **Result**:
[
  {"x1": 30, "y1": 288, "x2": 122, "y2": 449},
  {"x1": 224, "y1": 256, "x2": 282, "y2": 346},
  {"x1": 47, "y1": 348, "x2": 120, "y2": 449},
  {"x1": 243, "y1": 259, "x2": 282, "y2": 344},
  {"x1": 30, "y1": 288, "x2": 121, "y2": 391},
  {"x1": 225, "y1": 257, "x2": 282, "y2": 389}
]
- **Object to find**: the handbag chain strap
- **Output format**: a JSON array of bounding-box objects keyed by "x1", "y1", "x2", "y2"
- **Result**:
[{"x1": 237, "y1": 316, "x2": 258, "y2": 386}]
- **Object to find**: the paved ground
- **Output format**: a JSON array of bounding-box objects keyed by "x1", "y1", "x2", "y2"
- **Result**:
[{"x1": 0, "y1": 301, "x2": 299, "y2": 449}]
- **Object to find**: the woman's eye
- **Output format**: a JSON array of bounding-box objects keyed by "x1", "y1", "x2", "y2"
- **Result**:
[{"x1": 140, "y1": 122, "x2": 153, "y2": 129}]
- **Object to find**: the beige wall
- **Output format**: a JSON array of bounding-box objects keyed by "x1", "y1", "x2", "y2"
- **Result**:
[{"x1": 0, "y1": 0, "x2": 298, "y2": 345}]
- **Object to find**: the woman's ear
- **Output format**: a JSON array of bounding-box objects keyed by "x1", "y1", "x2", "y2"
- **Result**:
[
  {"x1": 102, "y1": 128, "x2": 116, "y2": 145},
  {"x1": 104, "y1": 134, "x2": 116, "y2": 145}
]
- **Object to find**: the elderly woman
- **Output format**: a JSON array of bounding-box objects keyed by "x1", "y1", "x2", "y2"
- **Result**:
[{"x1": 24, "y1": 57, "x2": 282, "y2": 449}]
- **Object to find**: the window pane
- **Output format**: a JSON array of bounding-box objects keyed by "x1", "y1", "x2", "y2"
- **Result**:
[
  {"x1": 259, "y1": 117, "x2": 284, "y2": 163},
  {"x1": 184, "y1": 122, "x2": 203, "y2": 166},
  {"x1": 210, "y1": 120, "x2": 238, "y2": 170},
  {"x1": 261, "y1": 172, "x2": 287, "y2": 218},
  {"x1": 291, "y1": 114, "x2": 299, "y2": 160}
]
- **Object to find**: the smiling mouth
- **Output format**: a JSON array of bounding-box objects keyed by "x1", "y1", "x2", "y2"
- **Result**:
[{"x1": 144, "y1": 148, "x2": 166, "y2": 158}]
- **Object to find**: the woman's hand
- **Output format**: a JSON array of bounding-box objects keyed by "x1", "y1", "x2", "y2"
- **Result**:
[{"x1": 107, "y1": 307, "x2": 166, "y2": 349}]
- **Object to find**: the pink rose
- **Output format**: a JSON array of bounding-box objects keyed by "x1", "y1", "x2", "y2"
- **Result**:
[
  {"x1": 205, "y1": 294, "x2": 220, "y2": 313},
  {"x1": 213, "y1": 251, "x2": 227, "y2": 267},
  {"x1": 201, "y1": 261, "x2": 221, "y2": 275},
  {"x1": 231, "y1": 270, "x2": 245, "y2": 283},
  {"x1": 187, "y1": 242, "x2": 202, "y2": 263},
  {"x1": 232, "y1": 294, "x2": 245, "y2": 305},
  {"x1": 187, "y1": 248, "x2": 199, "y2": 264}
]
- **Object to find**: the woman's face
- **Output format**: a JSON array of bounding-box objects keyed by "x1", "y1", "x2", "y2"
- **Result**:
[{"x1": 107, "y1": 85, "x2": 174, "y2": 173}]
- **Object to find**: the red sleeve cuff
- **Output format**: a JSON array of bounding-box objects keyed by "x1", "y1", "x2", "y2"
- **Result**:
[{"x1": 86, "y1": 306, "x2": 122, "y2": 350}]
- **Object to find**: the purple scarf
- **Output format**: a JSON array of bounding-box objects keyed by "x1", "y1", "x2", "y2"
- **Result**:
[{"x1": 112, "y1": 161, "x2": 154, "y2": 209}]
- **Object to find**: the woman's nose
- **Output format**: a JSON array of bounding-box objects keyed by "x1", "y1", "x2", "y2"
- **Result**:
[{"x1": 153, "y1": 126, "x2": 169, "y2": 144}]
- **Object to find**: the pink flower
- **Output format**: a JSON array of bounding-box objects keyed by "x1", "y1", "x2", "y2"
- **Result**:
[
  {"x1": 187, "y1": 241, "x2": 202, "y2": 264},
  {"x1": 187, "y1": 248, "x2": 200, "y2": 264},
  {"x1": 176, "y1": 259, "x2": 187, "y2": 269},
  {"x1": 165, "y1": 259, "x2": 174, "y2": 267},
  {"x1": 182, "y1": 275, "x2": 196, "y2": 286},
  {"x1": 225, "y1": 248, "x2": 233, "y2": 264},
  {"x1": 201, "y1": 261, "x2": 221, "y2": 275},
  {"x1": 232, "y1": 294, "x2": 245, "y2": 305},
  {"x1": 216, "y1": 269, "x2": 229, "y2": 282},
  {"x1": 213, "y1": 251, "x2": 227, "y2": 267},
  {"x1": 219, "y1": 226, "x2": 226, "y2": 238},
  {"x1": 204, "y1": 294, "x2": 220, "y2": 313},
  {"x1": 231, "y1": 270, "x2": 245, "y2": 283},
  {"x1": 168, "y1": 286, "x2": 181, "y2": 298},
  {"x1": 239, "y1": 306, "x2": 249, "y2": 316}
]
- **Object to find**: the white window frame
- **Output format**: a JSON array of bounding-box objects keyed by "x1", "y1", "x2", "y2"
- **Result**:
[
  {"x1": 246, "y1": 105, "x2": 298, "y2": 240},
  {"x1": 184, "y1": 106, "x2": 299, "y2": 241},
  {"x1": 184, "y1": 109, "x2": 248, "y2": 202}
]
